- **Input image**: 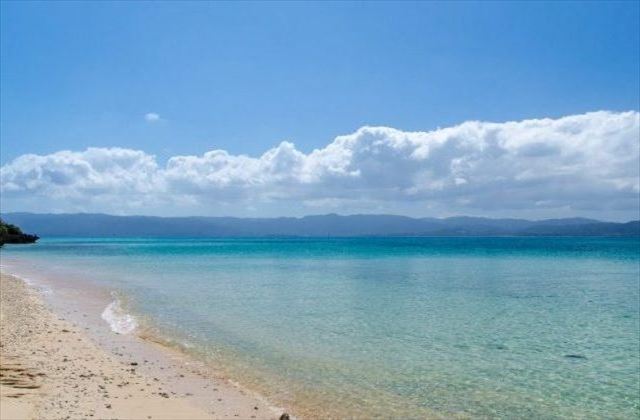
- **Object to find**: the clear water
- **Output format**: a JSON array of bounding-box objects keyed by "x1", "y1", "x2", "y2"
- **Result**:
[{"x1": 2, "y1": 237, "x2": 639, "y2": 418}]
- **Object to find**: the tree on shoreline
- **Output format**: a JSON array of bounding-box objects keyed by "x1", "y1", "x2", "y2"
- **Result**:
[{"x1": 0, "y1": 218, "x2": 39, "y2": 246}]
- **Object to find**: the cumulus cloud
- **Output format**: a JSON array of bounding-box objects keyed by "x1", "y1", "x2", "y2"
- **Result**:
[
  {"x1": 144, "y1": 112, "x2": 161, "y2": 122},
  {"x1": 1, "y1": 111, "x2": 639, "y2": 218}
]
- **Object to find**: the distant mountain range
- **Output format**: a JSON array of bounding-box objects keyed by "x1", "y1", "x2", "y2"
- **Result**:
[{"x1": 1, "y1": 212, "x2": 638, "y2": 237}]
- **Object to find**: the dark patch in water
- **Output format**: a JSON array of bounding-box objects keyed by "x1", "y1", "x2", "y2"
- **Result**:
[
  {"x1": 564, "y1": 354, "x2": 587, "y2": 360},
  {"x1": 487, "y1": 343, "x2": 508, "y2": 350}
]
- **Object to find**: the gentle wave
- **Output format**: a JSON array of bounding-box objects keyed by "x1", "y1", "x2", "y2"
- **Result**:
[
  {"x1": 0, "y1": 266, "x2": 53, "y2": 295},
  {"x1": 101, "y1": 299, "x2": 138, "y2": 334}
]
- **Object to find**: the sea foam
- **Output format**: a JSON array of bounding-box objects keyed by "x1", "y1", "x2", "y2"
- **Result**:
[{"x1": 101, "y1": 299, "x2": 137, "y2": 334}]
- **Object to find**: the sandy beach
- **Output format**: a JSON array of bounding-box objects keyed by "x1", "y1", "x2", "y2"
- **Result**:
[{"x1": 0, "y1": 272, "x2": 286, "y2": 420}]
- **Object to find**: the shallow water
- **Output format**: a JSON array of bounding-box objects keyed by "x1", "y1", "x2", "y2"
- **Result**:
[{"x1": 2, "y1": 237, "x2": 639, "y2": 418}]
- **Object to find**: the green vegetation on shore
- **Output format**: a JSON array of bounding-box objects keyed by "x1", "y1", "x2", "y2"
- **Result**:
[{"x1": 0, "y1": 218, "x2": 39, "y2": 246}]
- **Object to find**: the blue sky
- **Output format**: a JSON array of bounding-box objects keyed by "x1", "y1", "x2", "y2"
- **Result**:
[
  {"x1": 2, "y1": 1, "x2": 638, "y2": 163},
  {"x1": 1, "y1": 1, "x2": 639, "y2": 219}
]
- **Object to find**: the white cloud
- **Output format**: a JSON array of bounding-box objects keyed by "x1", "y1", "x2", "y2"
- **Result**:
[
  {"x1": 1, "y1": 111, "x2": 639, "y2": 219},
  {"x1": 144, "y1": 112, "x2": 161, "y2": 122}
]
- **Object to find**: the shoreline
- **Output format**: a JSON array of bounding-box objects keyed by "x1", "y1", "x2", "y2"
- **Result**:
[{"x1": 0, "y1": 270, "x2": 289, "y2": 420}]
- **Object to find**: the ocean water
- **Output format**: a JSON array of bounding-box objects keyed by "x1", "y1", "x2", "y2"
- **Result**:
[{"x1": 1, "y1": 237, "x2": 639, "y2": 418}]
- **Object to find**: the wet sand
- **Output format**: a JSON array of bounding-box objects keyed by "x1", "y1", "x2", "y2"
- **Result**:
[{"x1": 0, "y1": 272, "x2": 287, "y2": 420}]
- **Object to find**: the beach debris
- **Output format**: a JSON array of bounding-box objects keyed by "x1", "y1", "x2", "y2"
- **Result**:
[{"x1": 279, "y1": 414, "x2": 291, "y2": 420}]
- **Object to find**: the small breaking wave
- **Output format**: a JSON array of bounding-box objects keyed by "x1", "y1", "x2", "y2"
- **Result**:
[
  {"x1": 101, "y1": 299, "x2": 138, "y2": 334},
  {"x1": 1, "y1": 268, "x2": 53, "y2": 295}
]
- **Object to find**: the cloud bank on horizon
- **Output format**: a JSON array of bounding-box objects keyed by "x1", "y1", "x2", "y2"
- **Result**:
[{"x1": 1, "y1": 111, "x2": 639, "y2": 220}]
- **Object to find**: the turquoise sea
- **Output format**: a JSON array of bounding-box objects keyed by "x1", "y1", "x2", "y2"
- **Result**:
[{"x1": 1, "y1": 237, "x2": 639, "y2": 418}]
